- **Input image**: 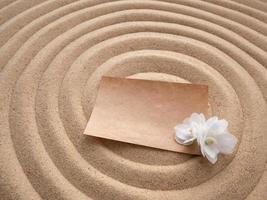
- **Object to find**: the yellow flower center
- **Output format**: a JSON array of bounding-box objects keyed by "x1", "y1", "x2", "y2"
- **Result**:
[{"x1": 205, "y1": 137, "x2": 217, "y2": 146}]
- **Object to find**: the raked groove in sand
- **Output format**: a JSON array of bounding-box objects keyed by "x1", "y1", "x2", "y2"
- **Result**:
[{"x1": 0, "y1": 0, "x2": 267, "y2": 199}]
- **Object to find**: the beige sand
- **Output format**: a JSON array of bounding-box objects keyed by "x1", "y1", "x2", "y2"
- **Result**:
[{"x1": 0, "y1": 0, "x2": 267, "y2": 199}]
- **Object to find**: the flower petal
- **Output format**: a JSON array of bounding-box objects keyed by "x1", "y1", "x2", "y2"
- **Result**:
[
  {"x1": 206, "y1": 116, "x2": 218, "y2": 127},
  {"x1": 215, "y1": 133, "x2": 238, "y2": 154},
  {"x1": 174, "y1": 132, "x2": 195, "y2": 145},
  {"x1": 175, "y1": 136, "x2": 195, "y2": 146},
  {"x1": 193, "y1": 123, "x2": 207, "y2": 147},
  {"x1": 203, "y1": 145, "x2": 219, "y2": 164},
  {"x1": 207, "y1": 119, "x2": 229, "y2": 136},
  {"x1": 197, "y1": 130, "x2": 208, "y2": 157},
  {"x1": 190, "y1": 113, "x2": 206, "y2": 123},
  {"x1": 174, "y1": 124, "x2": 189, "y2": 132},
  {"x1": 175, "y1": 126, "x2": 190, "y2": 140},
  {"x1": 174, "y1": 124, "x2": 195, "y2": 145},
  {"x1": 174, "y1": 129, "x2": 189, "y2": 141}
]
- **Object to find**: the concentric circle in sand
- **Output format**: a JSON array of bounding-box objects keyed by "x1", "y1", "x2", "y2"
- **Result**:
[{"x1": 0, "y1": 1, "x2": 267, "y2": 199}]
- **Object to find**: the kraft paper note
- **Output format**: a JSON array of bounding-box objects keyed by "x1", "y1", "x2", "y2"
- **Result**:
[{"x1": 84, "y1": 76, "x2": 208, "y2": 155}]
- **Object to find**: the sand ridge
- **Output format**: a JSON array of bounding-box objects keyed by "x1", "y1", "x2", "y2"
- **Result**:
[{"x1": 0, "y1": 0, "x2": 267, "y2": 199}]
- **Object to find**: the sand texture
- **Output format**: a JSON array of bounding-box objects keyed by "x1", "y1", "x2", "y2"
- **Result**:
[{"x1": 0, "y1": 0, "x2": 267, "y2": 199}]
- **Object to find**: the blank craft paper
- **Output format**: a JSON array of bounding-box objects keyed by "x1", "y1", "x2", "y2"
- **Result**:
[{"x1": 84, "y1": 76, "x2": 208, "y2": 155}]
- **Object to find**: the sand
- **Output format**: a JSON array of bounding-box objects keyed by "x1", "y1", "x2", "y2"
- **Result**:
[{"x1": 0, "y1": 0, "x2": 267, "y2": 199}]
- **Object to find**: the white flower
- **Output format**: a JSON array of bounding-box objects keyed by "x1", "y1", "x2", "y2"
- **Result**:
[
  {"x1": 174, "y1": 113, "x2": 238, "y2": 164},
  {"x1": 198, "y1": 116, "x2": 238, "y2": 164},
  {"x1": 174, "y1": 124, "x2": 196, "y2": 145},
  {"x1": 174, "y1": 113, "x2": 205, "y2": 145}
]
